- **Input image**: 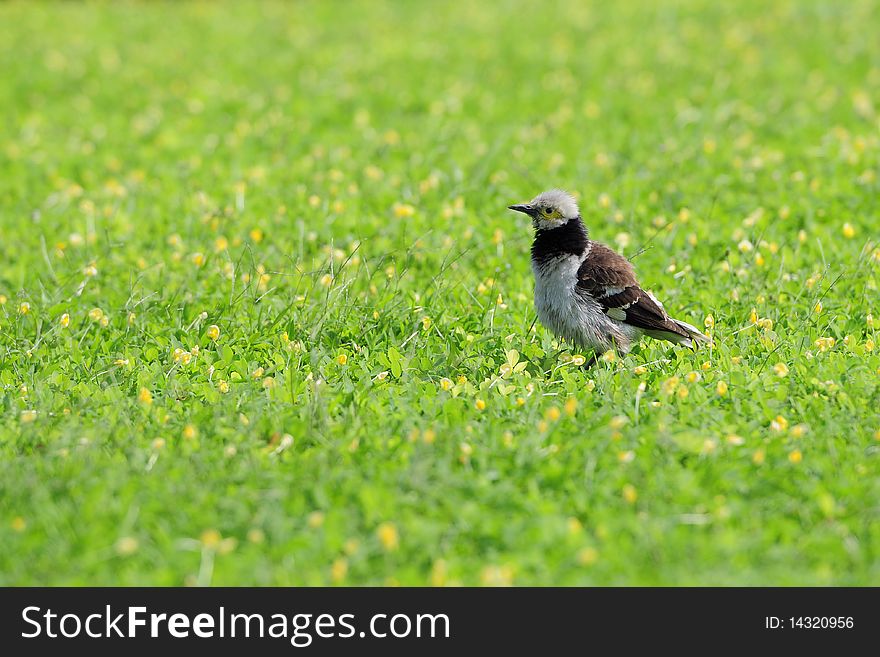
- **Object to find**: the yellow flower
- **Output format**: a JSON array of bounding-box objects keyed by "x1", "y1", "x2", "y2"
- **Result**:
[
  {"x1": 249, "y1": 228, "x2": 264, "y2": 242},
  {"x1": 83, "y1": 263, "x2": 98, "y2": 277},
  {"x1": 773, "y1": 362, "x2": 789, "y2": 377},
  {"x1": 100, "y1": 316, "x2": 109, "y2": 328},
  {"x1": 337, "y1": 354, "x2": 348, "y2": 365},
  {"x1": 393, "y1": 203, "x2": 415, "y2": 218},
  {"x1": 842, "y1": 223, "x2": 855, "y2": 238},
  {"x1": 127, "y1": 312, "x2": 136, "y2": 326},
  {"x1": 790, "y1": 424, "x2": 808, "y2": 438},
  {"x1": 633, "y1": 365, "x2": 647, "y2": 375},
  {"x1": 601, "y1": 351, "x2": 616, "y2": 363},
  {"x1": 207, "y1": 325, "x2": 220, "y2": 341},
  {"x1": 752, "y1": 449, "x2": 766, "y2": 465},
  {"x1": 0, "y1": 294, "x2": 6, "y2": 305},
  {"x1": 545, "y1": 406, "x2": 561, "y2": 421},
  {"x1": 252, "y1": 366, "x2": 264, "y2": 379},
  {"x1": 116, "y1": 536, "x2": 139, "y2": 556},
  {"x1": 218, "y1": 380, "x2": 230, "y2": 394},
  {"x1": 191, "y1": 252, "x2": 205, "y2": 267},
  {"x1": 813, "y1": 301, "x2": 823, "y2": 314},
  {"x1": 564, "y1": 397, "x2": 578, "y2": 416},
  {"x1": 661, "y1": 376, "x2": 680, "y2": 395},
  {"x1": 788, "y1": 449, "x2": 803, "y2": 464},
  {"x1": 457, "y1": 375, "x2": 467, "y2": 385},
  {"x1": 262, "y1": 377, "x2": 275, "y2": 389},
  {"x1": 421, "y1": 316, "x2": 432, "y2": 330},
  {"x1": 114, "y1": 358, "x2": 129, "y2": 367},
  {"x1": 20, "y1": 410, "x2": 37, "y2": 423},
  {"x1": 618, "y1": 450, "x2": 635, "y2": 463},
  {"x1": 571, "y1": 354, "x2": 586, "y2": 366},
  {"x1": 376, "y1": 522, "x2": 399, "y2": 551},
  {"x1": 578, "y1": 547, "x2": 599, "y2": 566},
  {"x1": 331, "y1": 558, "x2": 348, "y2": 583},
  {"x1": 422, "y1": 428, "x2": 436, "y2": 444},
  {"x1": 622, "y1": 484, "x2": 638, "y2": 504},
  {"x1": 439, "y1": 377, "x2": 453, "y2": 391},
  {"x1": 609, "y1": 415, "x2": 628, "y2": 430},
  {"x1": 214, "y1": 236, "x2": 229, "y2": 252},
  {"x1": 183, "y1": 424, "x2": 198, "y2": 440},
  {"x1": 770, "y1": 415, "x2": 789, "y2": 432},
  {"x1": 88, "y1": 307, "x2": 104, "y2": 322},
  {"x1": 307, "y1": 511, "x2": 325, "y2": 528},
  {"x1": 716, "y1": 380, "x2": 729, "y2": 396},
  {"x1": 475, "y1": 399, "x2": 486, "y2": 411},
  {"x1": 866, "y1": 339, "x2": 875, "y2": 352},
  {"x1": 515, "y1": 397, "x2": 526, "y2": 407},
  {"x1": 704, "y1": 314, "x2": 715, "y2": 329},
  {"x1": 138, "y1": 387, "x2": 153, "y2": 405},
  {"x1": 151, "y1": 438, "x2": 165, "y2": 450},
  {"x1": 60, "y1": 313, "x2": 70, "y2": 328},
  {"x1": 200, "y1": 529, "x2": 222, "y2": 548},
  {"x1": 19, "y1": 302, "x2": 30, "y2": 315},
  {"x1": 685, "y1": 371, "x2": 701, "y2": 383}
]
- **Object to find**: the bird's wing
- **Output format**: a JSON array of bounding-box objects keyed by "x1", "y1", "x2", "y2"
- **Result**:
[{"x1": 576, "y1": 242, "x2": 690, "y2": 339}]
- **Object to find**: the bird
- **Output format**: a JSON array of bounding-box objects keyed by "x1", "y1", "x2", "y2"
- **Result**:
[{"x1": 509, "y1": 189, "x2": 711, "y2": 367}]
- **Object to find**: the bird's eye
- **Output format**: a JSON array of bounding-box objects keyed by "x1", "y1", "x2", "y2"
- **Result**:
[{"x1": 542, "y1": 207, "x2": 554, "y2": 216}]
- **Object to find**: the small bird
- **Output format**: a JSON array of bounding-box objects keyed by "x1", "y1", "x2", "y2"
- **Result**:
[{"x1": 509, "y1": 189, "x2": 711, "y2": 366}]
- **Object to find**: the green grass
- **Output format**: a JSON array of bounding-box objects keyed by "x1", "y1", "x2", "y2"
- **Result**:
[{"x1": 1, "y1": 0, "x2": 879, "y2": 586}]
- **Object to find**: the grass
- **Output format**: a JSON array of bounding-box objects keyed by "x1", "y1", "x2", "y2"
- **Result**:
[{"x1": 1, "y1": 0, "x2": 878, "y2": 586}]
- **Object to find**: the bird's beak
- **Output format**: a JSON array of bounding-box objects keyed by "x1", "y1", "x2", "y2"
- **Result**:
[{"x1": 508, "y1": 203, "x2": 535, "y2": 216}]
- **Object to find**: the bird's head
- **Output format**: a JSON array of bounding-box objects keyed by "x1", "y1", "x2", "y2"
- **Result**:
[{"x1": 508, "y1": 189, "x2": 580, "y2": 231}]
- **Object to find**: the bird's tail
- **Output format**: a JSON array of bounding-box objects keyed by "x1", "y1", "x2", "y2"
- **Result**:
[{"x1": 671, "y1": 318, "x2": 714, "y2": 348}]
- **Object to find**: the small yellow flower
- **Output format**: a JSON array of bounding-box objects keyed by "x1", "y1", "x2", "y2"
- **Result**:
[
  {"x1": 704, "y1": 314, "x2": 715, "y2": 329},
  {"x1": 578, "y1": 547, "x2": 599, "y2": 566},
  {"x1": 701, "y1": 361, "x2": 712, "y2": 371},
  {"x1": 716, "y1": 380, "x2": 729, "y2": 396},
  {"x1": 622, "y1": 484, "x2": 638, "y2": 504},
  {"x1": 19, "y1": 302, "x2": 30, "y2": 315},
  {"x1": 609, "y1": 415, "x2": 628, "y2": 430},
  {"x1": 100, "y1": 315, "x2": 109, "y2": 328},
  {"x1": 307, "y1": 511, "x2": 325, "y2": 528},
  {"x1": 138, "y1": 387, "x2": 153, "y2": 405},
  {"x1": 218, "y1": 380, "x2": 229, "y2": 393},
  {"x1": 0, "y1": 294, "x2": 6, "y2": 305},
  {"x1": 770, "y1": 415, "x2": 789, "y2": 432},
  {"x1": 116, "y1": 536, "x2": 139, "y2": 556},
  {"x1": 842, "y1": 223, "x2": 855, "y2": 238},
  {"x1": 249, "y1": 228, "x2": 264, "y2": 243},
  {"x1": 773, "y1": 362, "x2": 789, "y2": 377},
  {"x1": 20, "y1": 410, "x2": 37, "y2": 423},
  {"x1": 515, "y1": 396, "x2": 526, "y2": 407},
  {"x1": 331, "y1": 558, "x2": 348, "y2": 583},
  {"x1": 200, "y1": 529, "x2": 222, "y2": 548},
  {"x1": 151, "y1": 438, "x2": 165, "y2": 450},
  {"x1": 738, "y1": 239, "x2": 753, "y2": 253},
  {"x1": 183, "y1": 424, "x2": 198, "y2": 440},
  {"x1": 88, "y1": 307, "x2": 103, "y2": 322},
  {"x1": 475, "y1": 399, "x2": 486, "y2": 411},
  {"x1": 60, "y1": 313, "x2": 70, "y2": 328},
  {"x1": 421, "y1": 316, "x2": 432, "y2": 330},
  {"x1": 633, "y1": 365, "x2": 647, "y2": 375},
  {"x1": 564, "y1": 397, "x2": 578, "y2": 416},
  {"x1": 252, "y1": 366, "x2": 264, "y2": 379},
  {"x1": 83, "y1": 263, "x2": 98, "y2": 277},
  {"x1": 439, "y1": 377, "x2": 453, "y2": 391},
  {"x1": 337, "y1": 353, "x2": 348, "y2": 365},
  {"x1": 571, "y1": 354, "x2": 586, "y2": 366},
  {"x1": 752, "y1": 449, "x2": 766, "y2": 465},
  {"x1": 661, "y1": 376, "x2": 680, "y2": 396},
  {"x1": 601, "y1": 351, "x2": 616, "y2": 363},
  {"x1": 545, "y1": 406, "x2": 561, "y2": 421},
  {"x1": 788, "y1": 449, "x2": 803, "y2": 464},
  {"x1": 813, "y1": 301, "x2": 823, "y2": 314},
  {"x1": 376, "y1": 522, "x2": 399, "y2": 551},
  {"x1": 207, "y1": 325, "x2": 220, "y2": 341},
  {"x1": 393, "y1": 203, "x2": 415, "y2": 218},
  {"x1": 790, "y1": 424, "x2": 808, "y2": 438},
  {"x1": 114, "y1": 358, "x2": 129, "y2": 367},
  {"x1": 685, "y1": 371, "x2": 701, "y2": 383},
  {"x1": 618, "y1": 450, "x2": 635, "y2": 463},
  {"x1": 866, "y1": 339, "x2": 875, "y2": 352},
  {"x1": 127, "y1": 312, "x2": 136, "y2": 326},
  {"x1": 422, "y1": 428, "x2": 436, "y2": 444},
  {"x1": 262, "y1": 377, "x2": 275, "y2": 389}
]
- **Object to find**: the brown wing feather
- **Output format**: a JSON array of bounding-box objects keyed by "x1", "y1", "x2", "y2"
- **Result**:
[{"x1": 577, "y1": 243, "x2": 689, "y2": 339}]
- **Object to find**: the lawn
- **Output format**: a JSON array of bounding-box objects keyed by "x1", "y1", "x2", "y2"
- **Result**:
[{"x1": 1, "y1": 0, "x2": 878, "y2": 586}]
